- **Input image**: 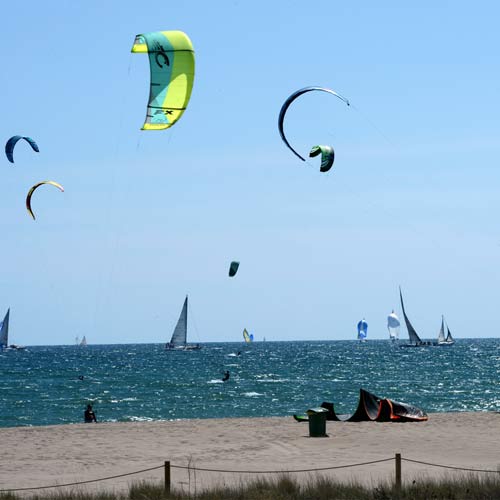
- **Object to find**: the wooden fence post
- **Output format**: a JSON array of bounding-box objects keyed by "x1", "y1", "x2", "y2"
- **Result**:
[
  {"x1": 395, "y1": 453, "x2": 401, "y2": 493},
  {"x1": 164, "y1": 460, "x2": 171, "y2": 495}
]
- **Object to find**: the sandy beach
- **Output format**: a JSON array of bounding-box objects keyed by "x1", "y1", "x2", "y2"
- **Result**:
[{"x1": 1, "y1": 412, "x2": 499, "y2": 496}]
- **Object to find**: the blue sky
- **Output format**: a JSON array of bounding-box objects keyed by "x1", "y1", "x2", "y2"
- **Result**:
[{"x1": 1, "y1": 1, "x2": 500, "y2": 344}]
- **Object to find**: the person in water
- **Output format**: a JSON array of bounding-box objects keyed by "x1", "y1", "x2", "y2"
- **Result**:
[
  {"x1": 84, "y1": 404, "x2": 97, "y2": 423},
  {"x1": 222, "y1": 370, "x2": 230, "y2": 382}
]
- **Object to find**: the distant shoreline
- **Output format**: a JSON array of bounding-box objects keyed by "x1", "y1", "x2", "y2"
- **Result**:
[{"x1": 0, "y1": 409, "x2": 497, "y2": 430}]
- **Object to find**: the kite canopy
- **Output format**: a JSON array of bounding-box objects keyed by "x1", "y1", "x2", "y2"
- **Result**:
[
  {"x1": 131, "y1": 30, "x2": 195, "y2": 131},
  {"x1": 228, "y1": 261, "x2": 240, "y2": 277},
  {"x1": 293, "y1": 388, "x2": 428, "y2": 423},
  {"x1": 278, "y1": 86, "x2": 349, "y2": 162},
  {"x1": 309, "y1": 145, "x2": 335, "y2": 172},
  {"x1": 5, "y1": 136, "x2": 39, "y2": 163},
  {"x1": 26, "y1": 181, "x2": 64, "y2": 220}
]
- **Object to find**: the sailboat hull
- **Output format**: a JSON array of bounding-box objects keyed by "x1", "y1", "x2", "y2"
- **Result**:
[
  {"x1": 165, "y1": 344, "x2": 201, "y2": 351},
  {"x1": 399, "y1": 342, "x2": 436, "y2": 348}
]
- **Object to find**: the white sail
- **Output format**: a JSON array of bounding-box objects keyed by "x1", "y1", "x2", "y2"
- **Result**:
[
  {"x1": 0, "y1": 309, "x2": 9, "y2": 348},
  {"x1": 387, "y1": 310, "x2": 400, "y2": 340},
  {"x1": 437, "y1": 316, "x2": 446, "y2": 343},
  {"x1": 80, "y1": 336, "x2": 87, "y2": 346},
  {"x1": 165, "y1": 296, "x2": 202, "y2": 350}
]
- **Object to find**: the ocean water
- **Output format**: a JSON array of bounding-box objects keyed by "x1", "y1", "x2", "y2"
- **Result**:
[{"x1": 0, "y1": 339, "x2": 499, "y2": 428}]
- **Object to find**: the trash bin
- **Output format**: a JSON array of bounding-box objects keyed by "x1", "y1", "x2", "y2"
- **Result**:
[{"x1": 306, "y1": 407, "x2": 328, "y2": 437}]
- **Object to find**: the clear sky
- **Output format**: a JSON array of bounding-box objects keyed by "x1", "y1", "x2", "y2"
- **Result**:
[{"x1": 1, "y1": 1, "x2": 500, "y2": 345}]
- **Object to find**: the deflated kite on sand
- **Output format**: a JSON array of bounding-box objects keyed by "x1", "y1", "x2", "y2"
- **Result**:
[{"x1": 294, "y1": 388, "x2": 428, "y2": 423}]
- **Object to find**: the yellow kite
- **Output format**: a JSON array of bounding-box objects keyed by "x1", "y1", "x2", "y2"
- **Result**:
[{"x1": 131, "y1": 31, "x2": 195, "y2": 130}]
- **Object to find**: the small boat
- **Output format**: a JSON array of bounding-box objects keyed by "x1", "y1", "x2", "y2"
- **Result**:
[
  {"x1": 437, "y1": 316, "x2": 455, "y2": 346},
  {"x1": 357, "y1": 319, "x2": 368, "y2": 342},
  {"x1": 0, "y1": 309, "x2": 26, "y2": 351},
  {"x1": 243, "y1": 328, "x2": 254, "y2": 343},
  {"x1": 399, "y1": 288, "x2": 436, "y2": 347},
  {"x1": 387, "y1": 310, "x2": 400, "y2": 341},
  {"x1": 165, "y1": 296, "x2": 201, "y2": 351},
  {"x1": 80, "y1": 336, "x2": 87, "y2": 347}
]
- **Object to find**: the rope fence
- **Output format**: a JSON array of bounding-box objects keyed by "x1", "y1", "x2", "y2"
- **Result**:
[
  {"x1": 1, "y1": 454, "x2": 499, "y2": 494},
  {"x1": 169, "y1": 457, "x2": 394, "y2": 474}
]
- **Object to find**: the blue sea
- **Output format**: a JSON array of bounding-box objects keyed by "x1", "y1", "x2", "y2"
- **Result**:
[{"x1": 0, "y1": 339, "x2": 499, "y2": 428}]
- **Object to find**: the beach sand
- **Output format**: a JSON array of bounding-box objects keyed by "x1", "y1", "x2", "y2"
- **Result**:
[{"x1": 1, "y1": 412, "x2": 499, "y2": 496}]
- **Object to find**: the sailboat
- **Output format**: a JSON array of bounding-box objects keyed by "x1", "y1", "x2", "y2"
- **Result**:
[
  {"x1": 165, "y1": 296, "x2": 201, "y2": 351},
  {"x1": 357, "y1": 319, "x2": 368, "y2": 342},
  {"x1": 437, "y1": 316, "x2": 455, "y2": 346},
  {"x1": 399, "y1": 288, "x2": 435, "y2": 347},
  {"x1": 80, "y1": 336, "x2": 87, "y2": 347},
  {"x1": 243, "y1": 328, "x2": 254, "y2": 343},
  {"x1": 387, "y1": 310, "x2": 400, "y2": 341},
  {"x1": 0, "y1": 309, "x2": 25, "y2": 351}
]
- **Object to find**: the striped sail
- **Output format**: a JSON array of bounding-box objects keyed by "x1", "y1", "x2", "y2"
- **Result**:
[{"x1": 243, "y1": 328, "x2": 252, "y2": 343}]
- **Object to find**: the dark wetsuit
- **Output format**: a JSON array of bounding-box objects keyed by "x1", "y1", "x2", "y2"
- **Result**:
[
  {"x1": 222, "y1": 371, "x2": 230, "y2": 382},
  {"x1": 84, "y1": 407, "x2": 97, "y2": 423}
]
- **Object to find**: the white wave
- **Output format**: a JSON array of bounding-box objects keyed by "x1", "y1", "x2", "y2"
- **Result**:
[{"x1": 127, "y1": 416, "x2": 154, "y2": 422}]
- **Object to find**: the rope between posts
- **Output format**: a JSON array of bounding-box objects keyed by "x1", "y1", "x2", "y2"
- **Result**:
[
  {"x1": 401, "y1": 458, "x2": 500, "y2": 474},
  {"x1": 0, "y1": 458, "x2": 393, "y2": 492},
  {"x1": 170, "y1": 457, "x2": 394, "y2": 473},
  {"x1": 0, "y1": 465, "x2": 164, "y2": 493},
  {"x1": 2, "y1": 455, "x2": 500, "y2": 493}
]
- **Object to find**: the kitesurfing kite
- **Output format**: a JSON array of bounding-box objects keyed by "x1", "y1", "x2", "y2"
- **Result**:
[
  {"x1": 278, "y1": 87, "x2": 350, "y2": 172},
  {"x1": 228, "y1": 261, "x2": 240, "y2": 277},
  {"x1": 131, "y1": 30, "x2": 195, "y2": 130},
  {"x1": 26, "y1": 181, "x2": 64, "y2": 220},
  {"x1": 309, "y1": 145, "x2": 335, "y2": 173},
  {"x1": 5, "y1": 136, "x2": 39, "y2": 163}
]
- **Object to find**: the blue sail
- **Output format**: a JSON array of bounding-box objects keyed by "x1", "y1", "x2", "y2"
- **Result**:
[{"x1": 357, "y1": 319, "x2": 368, "y2": 340}]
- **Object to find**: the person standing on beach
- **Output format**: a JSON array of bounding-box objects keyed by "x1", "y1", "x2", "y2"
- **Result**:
[{"x1": 84, "y1": 404, "x2": 97, "y2": 423}]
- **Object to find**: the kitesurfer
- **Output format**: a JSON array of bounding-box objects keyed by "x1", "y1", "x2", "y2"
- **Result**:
[{"x1": 222, "y1": 370, "x2": 230, "y2": 382}]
